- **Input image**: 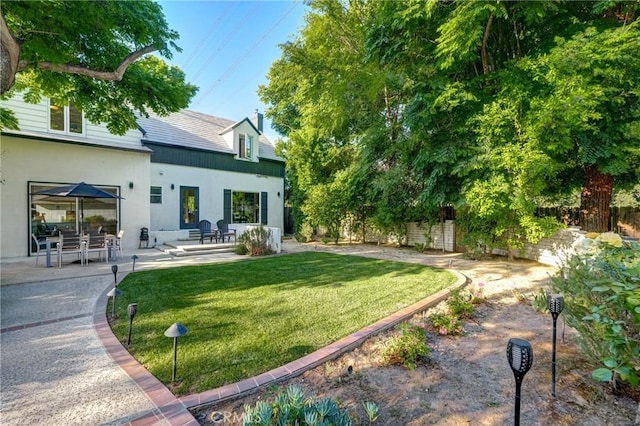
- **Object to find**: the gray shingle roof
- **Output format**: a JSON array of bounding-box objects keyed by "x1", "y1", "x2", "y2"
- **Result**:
[{"x1": 137, "y1": 110, "x2": 282, "y2": 162}]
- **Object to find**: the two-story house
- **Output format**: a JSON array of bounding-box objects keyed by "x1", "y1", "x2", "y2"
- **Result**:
[{"x1": 0, "y1": 94, "x2": 285, "y2": 258}]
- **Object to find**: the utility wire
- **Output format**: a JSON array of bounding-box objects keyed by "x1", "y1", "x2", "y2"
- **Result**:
[
  {"x1": 193, "y1": 1, "x2": 301, "y2": 105},
  {"x1": 191, "y1": 6, "x2": 259, "y2": 82},
  {"x1": 181, "y1": 2, "x2": 234, "y2": 71}
]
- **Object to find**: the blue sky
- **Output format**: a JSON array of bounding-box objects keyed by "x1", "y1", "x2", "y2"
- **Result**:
[{"x1": 158, "y1": 1, "x2": 307, "y2": 142}]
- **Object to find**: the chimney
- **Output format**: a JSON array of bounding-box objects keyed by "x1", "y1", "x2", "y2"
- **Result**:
[{"x1": 252, "y1": 109, "x2": 263, "y2": 133}]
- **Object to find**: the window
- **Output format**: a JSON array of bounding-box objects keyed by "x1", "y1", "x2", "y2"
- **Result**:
[
  {"x1": 29, "y1": 182, "x2": 120, "y2": 237},
  {"x1": 232, "y1": 191, "x2": 259, "y2": 223},
  {"x1": 49, "y1": 102, "x2": 84, "y2": 134},
  {"x1": 238, "y1": 133, "x2": 253, "y2": 159},
  {"x1": 150, "y1": 186, "x2": 162, "y2": 204}
]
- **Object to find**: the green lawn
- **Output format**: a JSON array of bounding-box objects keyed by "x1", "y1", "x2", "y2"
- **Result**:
[{"x1": 110, "y1": 251, "x2": 456, "y2": 395}]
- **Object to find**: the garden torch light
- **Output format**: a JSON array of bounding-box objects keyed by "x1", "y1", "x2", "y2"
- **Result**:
[
  {"x1": 106, "y1": 286, "x2": 122, "y2": 319},
  {"x1": 507, "y1": 338, "x2": 533, "y2": 426},
  {"x1": 548, "y1": 294, "x2": 564, "y2": 397},
  {"x1": 131, "y1": 255, "x2": 139, "y2": 272},
  {"x1": 164, "y1": 322, "x2": 188, "y2": 382},
  {"x1": 111, "y1": 264, "x2": 118, "y2": 285},
  {"x1": 126, "y1": 303, "x2": 138, "y2": 346}
]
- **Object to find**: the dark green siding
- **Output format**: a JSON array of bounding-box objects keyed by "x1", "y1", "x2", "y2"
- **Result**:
[{"x1": 143, "y1": 142, "x2": 284, "y2": 178}]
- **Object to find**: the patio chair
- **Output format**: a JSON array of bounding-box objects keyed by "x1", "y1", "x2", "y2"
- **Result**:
[
  {"x1": 197, "y1": 220, "x2": 217, "y2": 244},
  {"x1": 85, "y1": 232, "x2": 108, "y2": 263},
  {"x1": 58, "y1": 233, "x2": 85, "y2": 267},
  {"x1": 31, "y1": 233, "x2": 48, "y2": 266},
  {"x1": 216, "y1": 219, "x2": 237, "y2": 243},
  {"x1": 113, "y1": 229, "x2": 124, "y2": 258}
]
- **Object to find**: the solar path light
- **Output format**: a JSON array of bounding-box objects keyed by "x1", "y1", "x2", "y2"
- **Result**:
[
  {"x1": 131, "y1": 255, "x2": 139, "y2": 272},
  {"x1": 548, "y1": 294, "x2": 564, "y2": 397},
  {"x1": 106, "y1": 286, "x2": 122, "y2": 319},
  {"x1": 111, "y1": 264, "x2": 118, "y2": 285},
  {"x1": 126, "y1": 303, "x2": 138, "y2": 346},
  {"x1": 164, "y1": 322, "x2": 188, "y2": 382},
  {"x1": 507, "y1": 338, "x2": 533, "y2": 426}
]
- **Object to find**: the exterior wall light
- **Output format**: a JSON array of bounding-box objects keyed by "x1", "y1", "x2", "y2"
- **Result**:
[{"x1": 129, "y1": 182, "x2": 134, "y2": 189}]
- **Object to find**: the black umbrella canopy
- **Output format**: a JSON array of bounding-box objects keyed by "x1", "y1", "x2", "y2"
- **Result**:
[{"x1": 31, "y1": 182, "x2": 123, "y2": 199}]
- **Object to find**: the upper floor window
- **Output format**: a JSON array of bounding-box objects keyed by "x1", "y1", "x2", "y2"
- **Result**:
[
  {"x1": 238, "y1": 133, "x2": 253, "y2": 159},
  {"x1": 49, "y1": 102, "x2": 84, "y2": 135}
]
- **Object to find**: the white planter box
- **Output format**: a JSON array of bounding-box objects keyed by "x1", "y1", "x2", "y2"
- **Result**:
[{"x1": 150, "y1": 230, "x2": 190, "y2": 245}]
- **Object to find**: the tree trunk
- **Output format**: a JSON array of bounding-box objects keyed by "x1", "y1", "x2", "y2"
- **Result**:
[
  {"x1": 0, "y1": 13, "x2": 20, "y2": 95},
  {"x1": 481, "y1": 14, "x2": 495, "y2": 74},
  {"x1": 580, "y1": 164, "x2": 613, "y2": 232}
]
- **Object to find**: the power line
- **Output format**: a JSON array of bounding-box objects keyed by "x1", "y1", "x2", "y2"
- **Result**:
[
  {"x1": 191, "y1": 6, "x2": 259, "y2": 82},
  {"x1": 206, "y1": 66, "x2": 266, "y2": 114},
  {"x1": 193, "y1": 1, "x2": 301, "y2": 105},
  {"x1": 181, "y1": 2, "x2": 234, "y2": 71}
]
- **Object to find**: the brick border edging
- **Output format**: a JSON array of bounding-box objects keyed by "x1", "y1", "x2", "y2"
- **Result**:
[
  {"x1": 179, "y1": 269, "x2": 469, "y2": 410},
  {"x1": 94, "y1": 282, "x2": 200, "y2": 426},
  {"x1": 95, "y1": 269, "x2": 468, "y2": 424}
]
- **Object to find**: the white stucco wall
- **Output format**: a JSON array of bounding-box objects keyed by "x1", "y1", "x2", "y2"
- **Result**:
[
  {"x1": 150, "y1": 163, "x2": 284, "y2": 232},
  {"x1": 0, "y1": 136, "x2": 150, "y2": 257}
]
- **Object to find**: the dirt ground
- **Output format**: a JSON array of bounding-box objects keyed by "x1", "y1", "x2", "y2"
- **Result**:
[{"x1": 192, "y1": 243, "x2": 639, "y2": 425}]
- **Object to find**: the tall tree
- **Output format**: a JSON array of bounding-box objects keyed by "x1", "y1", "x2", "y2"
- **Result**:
[
  {"x1": 373, "y1": 0, "x2": 639, "y2": 235},
  {"x1": 523, "y1": 23, "x2": 640, "y2": 231},
  {"x1": 0, "y1": 0, "x2": 197, "y2": 135},
  {"x1": 262, "y1": 0, "x2": 639, "y2": 246},
  {"x1": 260, "y1": 0, "x2": 383, "y2": 237}
]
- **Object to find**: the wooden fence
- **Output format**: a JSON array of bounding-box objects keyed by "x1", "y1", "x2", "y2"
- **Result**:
[{"x1": 536, "y1": 206, "x2": 640, "y2": 238}]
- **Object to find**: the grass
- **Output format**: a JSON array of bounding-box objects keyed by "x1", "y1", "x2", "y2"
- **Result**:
[{"x1": 110, "y1": 252, "x2": 456, "y2": 395}]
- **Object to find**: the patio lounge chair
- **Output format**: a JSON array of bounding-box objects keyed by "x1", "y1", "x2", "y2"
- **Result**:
[
  {"x1": 216, "y1": 219, "x2": 237, "y2": 243},
  {"x1": 198, "y1": 220, "x2": 217, "y2": 244}
]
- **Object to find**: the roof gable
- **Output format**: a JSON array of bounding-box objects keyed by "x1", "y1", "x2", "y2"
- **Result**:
[
  {"x1": 137, "y1": 110, "x2": 282, "y2": 162},
  {"x1": 219, "y1": 117, "x2": 261, "y2": 136}
]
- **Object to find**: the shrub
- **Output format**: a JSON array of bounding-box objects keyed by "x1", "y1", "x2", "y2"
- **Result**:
[
  {"x1": 296, "y1": 222, "x2": 315, "y2": 243},
  {"x1": 233, "y1": 242, "x2": 249, "y2": 255},
  {"x1": 380, "y1": 322, "x2": 429, "y2": 370},
  {"x1": 532, "y1": 288, "x2": 549, "y2": 313},
  {"x1": 447, "y1": 289, "x2": 475, "y2": 319},
  {"x1": 238, "y1": 225, "x2": 274, "y2": 256},
  {"x1": 471, "y1": 282, "x2": 486, "y2": 304},
  {"x1": 241, "y1": 384, "x2": 373, "y2": 425},
  {"x1": 551, "y1": 236, "x2": 639, "y2": 390},
  {"x1": 426, "y1": 288, "x2": 481, "y2": 336},
  {"x1": 427, "y1": 312, "x2": 463, "y2": 336}
]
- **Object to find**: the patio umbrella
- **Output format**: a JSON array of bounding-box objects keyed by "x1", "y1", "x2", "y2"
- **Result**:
[{"x1": 31, "y1": 182, "x2": 123, "y2": 234}]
